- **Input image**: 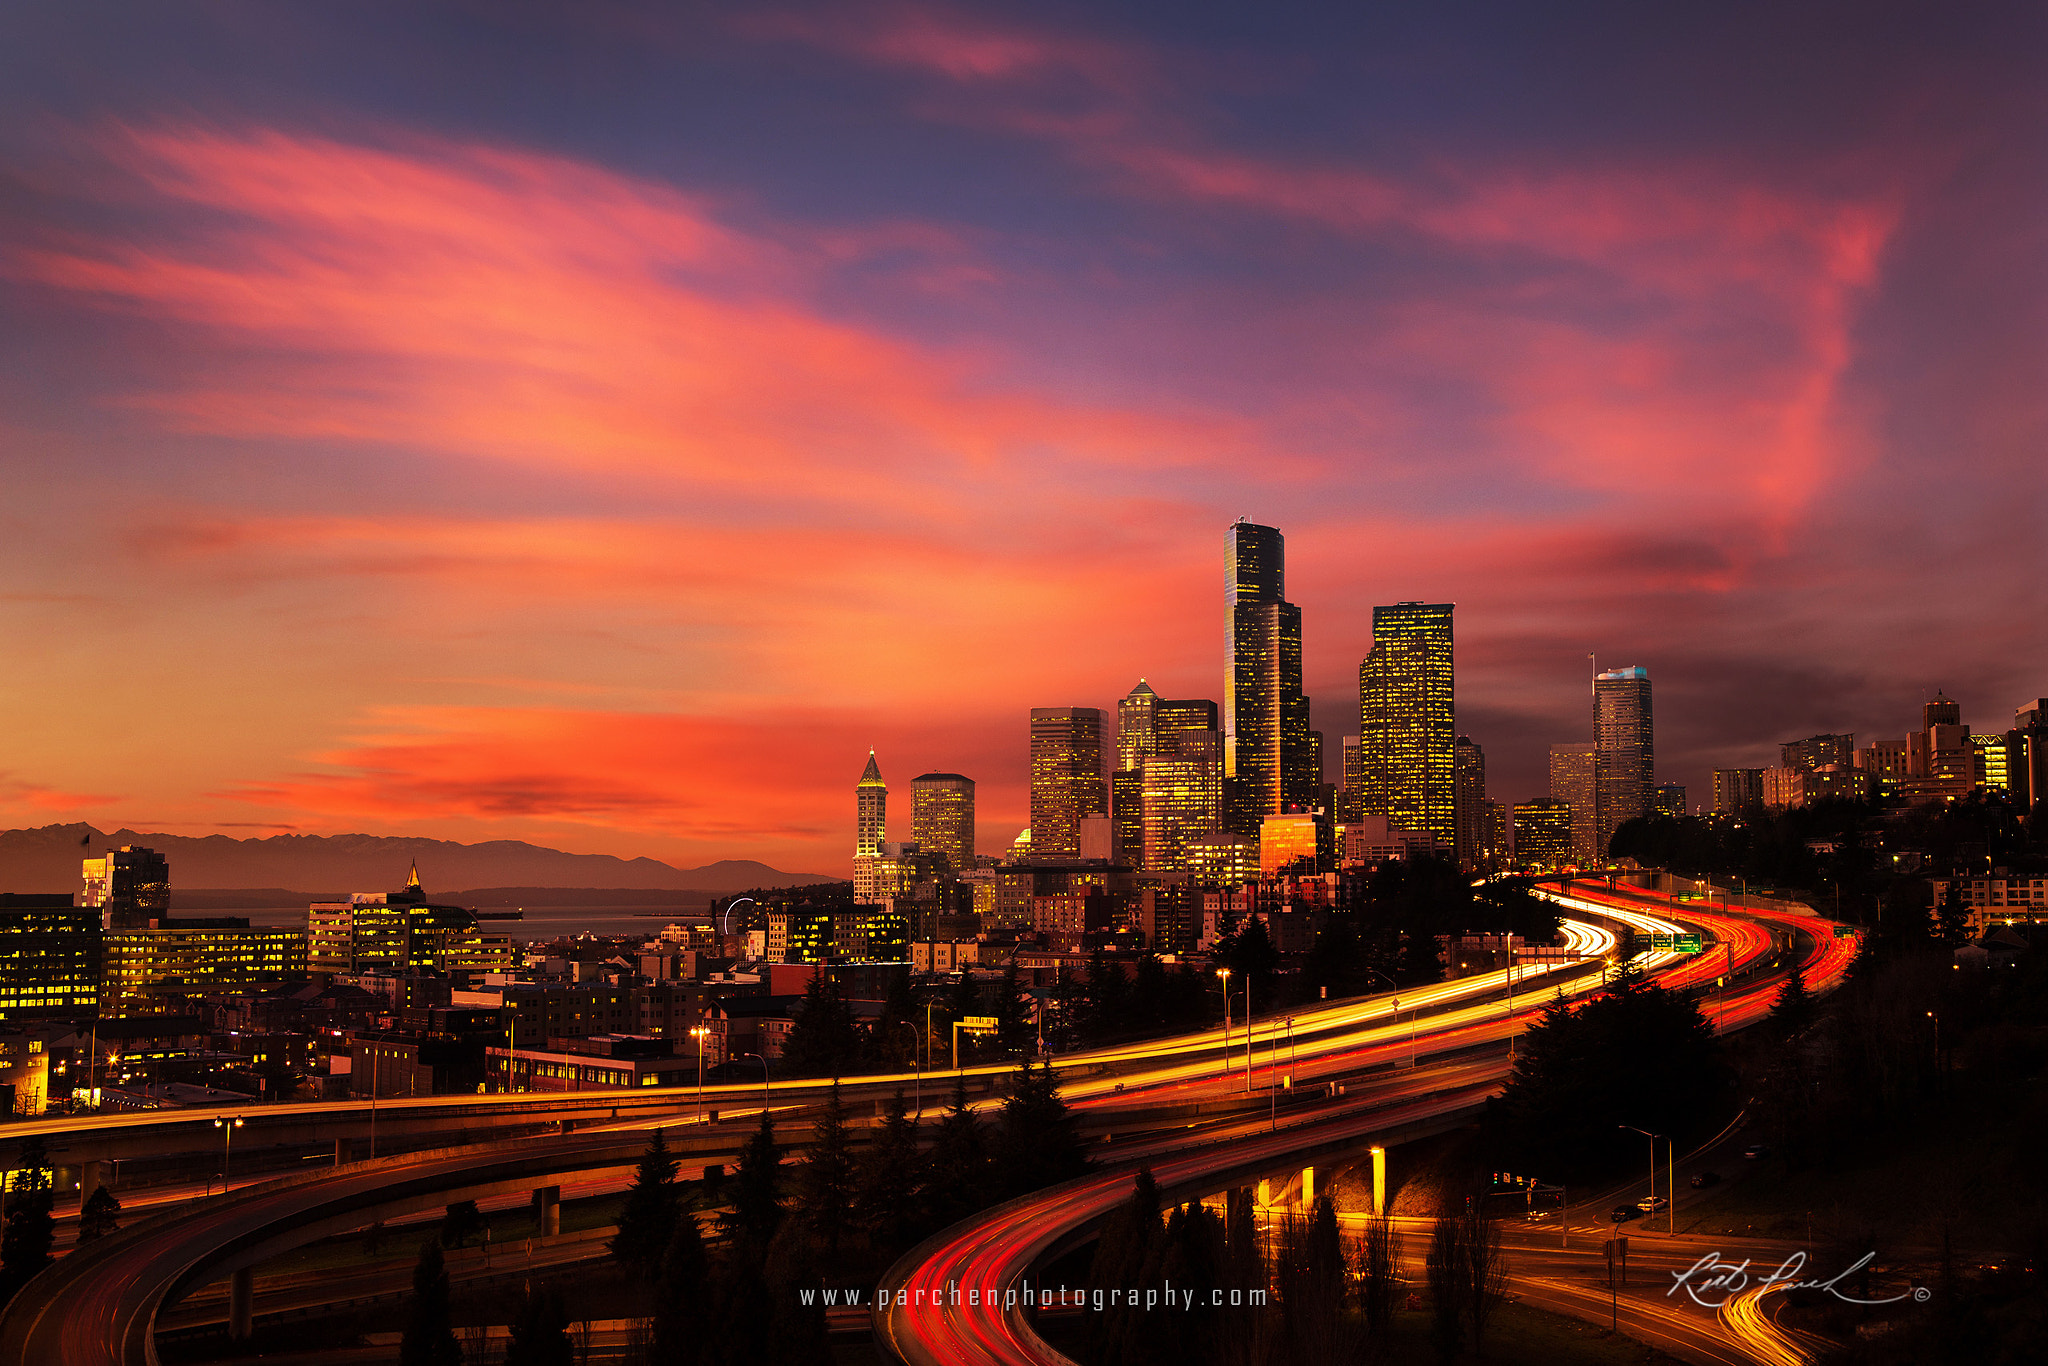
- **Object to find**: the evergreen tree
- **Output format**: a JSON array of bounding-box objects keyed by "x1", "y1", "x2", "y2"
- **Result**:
[
  {"x1": 993, "y1": 960, "x2": 1033, "y2": 1054},
  {"x1": 873, "y1": 967, "x2": 921, "y2": 1069},
  {"x1": 1276, "y1": 1196, "x2": 1353, "y2": 1366},
  {"x1": 1085, "y1": 948, "x2": 1131, "y2": 1036},
  {"x1": 399, "y1": 1238, "x2": 463, "y2": 1366},
  {"x1": 725, "y1": 1109, "x2": 784, "y2": 1251},
  {"x1": 439, "y1": 1199, "x2": 485, "y2": 1250},
  {"x1": 1424, "y1": 1214, "x2": 1467, "y2": 1364},
  {"x1": 856, "y1": 1089, "x2": 924, "y2": 1259},
  {"x1": 1398, "y1": 927, "x2": 1443, "y2": 985},
  {"x1": 1220, "y1": 1187, "x2": 1264, "y2": 1366},
  {"x1": 764, "y1": 1223, "x2": 832, "y2": 1366},
  {"x1": 701, "y1": 1255, "x2": 773, "y2": 1366},
  {"x1": 77, "y1": 1186, "x2": 122, "y2": 1243},
  {"x1": 925, "y1": 1072, "x2": 987, "y2": 1225},
  {"x1": 1221, "y1": 916, "x2": 1281, "y2": 1001},
  {"x1": 1770, "y1": 960, "x2": 1816, "y2": 1037},
  {"x1": 1085, "y1": 1171, "x2": 1162, "y2": 1366},
  {"x1": 503, "y1": 1283, "x2": 573, "y2": 1366},
  {"x1": 1154, "y1": 1202, "x2": 1225, "y2": 1366},
  {"x1": 992, "y1": 1060, "x2": 1086, "y2": 1198},
  {"x1": 0, "y1": 1195, "x2": 54, "y2": 1302},
  {"x1": 780, "y1": 970, "x2": 862, "y2": 1078},
  {"x1": 610, "y1": 1128, "x2": 681, "y2": 1277},
  {"x1": 795, "y1": 1081, "x2": 857, "y2": 1257},
  {"x1": 651, "y1": 1215, "x2": 708, "y2": 1366}
]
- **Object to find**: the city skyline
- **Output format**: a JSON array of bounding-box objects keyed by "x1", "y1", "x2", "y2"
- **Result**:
[{"x1": 2, "y1": 3, "x2": 2042, "y2": 872}]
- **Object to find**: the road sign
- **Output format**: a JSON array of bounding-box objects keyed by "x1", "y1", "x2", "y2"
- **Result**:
[
  {"x1": 961, "y1": 1016, "x2": 998, "y2": 1030},
  {"x1": 1650, "y1": 934, "x2": 1674, "y2": 950},
  {"x1": 1833, "y1": 924, "x2": 1857, "y2": 938},
  {"x1": 1675, "y1": 934, "x2": 1703, "y2": 953}
]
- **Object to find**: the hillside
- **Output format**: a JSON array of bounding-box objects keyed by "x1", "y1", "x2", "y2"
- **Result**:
[{"x1": 0, "y1": 824, "x2": 835, "y2": 897}]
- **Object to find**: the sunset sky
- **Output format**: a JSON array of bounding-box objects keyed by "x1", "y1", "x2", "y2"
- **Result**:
[{"x1": 2, "y1": 1, "x2": 2042, "y2": 874}]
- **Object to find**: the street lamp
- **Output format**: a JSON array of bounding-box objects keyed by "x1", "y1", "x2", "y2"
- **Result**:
[
  {"x1": 1216, "y1": 968, "x2": 1232, "y2": 1079},
  {"x1": 737, "y1": 1051, "x2": 769, "y2": 1107},
  {"x1": 689, "y1": 1025, "x2": 710, "y2": 1123},
  {"x1": 213, "y1": 1114, "x2": 245, "y2": 1189},
  {"x1": 1620, "y1": 1125, "x2": 1671, "y2": 1234}
]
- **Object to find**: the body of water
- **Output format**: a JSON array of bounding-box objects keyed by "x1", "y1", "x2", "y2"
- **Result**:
[{"x1": 238, "y1": 905, "x2": 711, "y2": 942}]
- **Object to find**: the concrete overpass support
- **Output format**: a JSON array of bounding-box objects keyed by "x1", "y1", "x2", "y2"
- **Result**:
[
  {"x1": 229, "y1": 1268, "x2": 254, "y2": 1339},
  {"x1": 334, "y1": 1138, "x2": 352, "y2": 1166},
  {"x1": 1300, "y1": 1166, "x2": 1315, "y2": 1208},
  {"x1": 79, "y1": 1161, "x2": 101, "y2": 1206},
  {"x1": 1370, "y1": 1145, "x2": 1387, "y2": 1216},
  {"x1": 536, "y1": 1185, "x2": 561, "y2": 1239}
]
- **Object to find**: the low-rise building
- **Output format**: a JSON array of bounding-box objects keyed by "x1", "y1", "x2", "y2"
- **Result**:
[{"x1": 484, "y1": 1033, "x2": 694, "y2": 1092}]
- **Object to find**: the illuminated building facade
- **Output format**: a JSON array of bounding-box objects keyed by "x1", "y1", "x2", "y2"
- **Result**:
[
  {"x1": 1184, "y1": 834, "x2": 1259, "y2": 889},
  {"x1": 1512, "y1": 799, "x2": 1574, "y2": 871},
  {"x1": 1781, "y1": 734, "x2": 1855, "y2": 771},
  {"x1": 1453, "y1": 735, "x2": 1485, "y2": 870},
  {"x1": 1593, "y1": 666, "x2": 1655, "y2": 858},
  {"x1": 1224, "y1": 522, "x2": 1316, "y2": 832},
  {"x1": 82, "y1": 845, "x2": 170, "y2": 929},
  {"x1": 1337, "y1": 735, "x2": 1364, "y2": 825},
  {"x1": 1712, "y1": 768, "x2": 1764, "y2": 813},
  {"x1": 306, "y1": 864, "x2": 507, "y2": 977},
  {"x1": 1548, "y1": 743, "x2": 1597, "y2": 865},
  {"x1": 0, "y1": 894, "x2": 99, "y2": 1021},
  {"x1": 1654, "y1": 784, "x2": 1688, "y2": 817},
  {"x1": 1358, "y1": 602, "x2": 1456, "y2": 849},
  {"x1": 910, "y1": 772, "x2": 976, "y2": 872},
  {"x1": 1259, "y1": 813, "x2": 1321, "y2": 875},
  {"x1": 1030, "y1": 707, "x2": 1108, "y2": 857},
  {"x1": 856, "y1": 752, "x2": 887, "y2": 859},
  {"x1": 102, "y1": 923, "x2": 305, "y2": 1014},
  {"x1": 1115, "y1": 682, "x2": 1224, "y2": 873}
]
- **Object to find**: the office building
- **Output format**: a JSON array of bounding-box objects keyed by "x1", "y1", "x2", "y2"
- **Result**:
[
  {"x1": 856, "y1": 752, "x2": 887, "y2": 859},
  {"x1": 1114, "y1": 682, "x2": 1225, "y2": 874},
  {"x1": 1903, "y1": 692, "x2": 1973, "y2": 803},
  {"x1": 82, "y1": 846, "x2": 170, "y2": 929},
  {"x1": 1761, "y1": 767, "x2": 1805, "y2": 809},
  {"x1": 1853, "y1": 742, "x2": 1907, "y2": 779},
  {"x1": 1223, "y1": 522, "x2": 1316, "y2": 831},
  {"x1": 1780, "y1": 734, "x2": 1855, "y2": 772},
  {"x1": 1971, "y1": 734, "x2": 2013, "y2": 793},
  {"x1": 1453, "y1": 735, "x2": 1486, "y2": 870},
  {"x1": 1337, "y1": 735, "x2": 1365, "y2": 825},
  {"x1": 1481, "y1": 800, "x2": 1511, "y2": 866},
  {"x1": 1358, "y1": 602, "x2": 1456, "y2": 850},
  {"x1": 910, "y1": 773, "x2": 975, "y2": 872},
  {"x1": 1342, "y1": 815, "x2": 1442, "y2": 865},
  {"x1": 1711, "y1": 768, "x2": 1764, "y2": 814},
  {"x1": 1654, "y1": 784, "x2": 1687, "y2": 818},
  {"x1": 0, "y1": 894, "x2": 100, "y2": 1021},
  {"x1": 1259, "y1": 812, "x2": 1321, "y2": 876},
  {"x1": 2013, "y1": 699, "x2": 2048, "y2": 808},
  {"x1": 307, "y1": 864, "x2": 508, "y2": 978},
  {"x1": 1183, "y1": 834, "x2": 1259, "y2": 889},
  {"x1": 1512, "y1": 800, "x2": 1574, "y2": 872},
  {"x1": 1594, "y1": 666, "x2": 1655, "y2": 858},
  {"x1": 1548, "y1": 743, "x2": 1597, "y2": 865},
  {"x1": 1030, "y1": 707, "x2": 1109, "y2": 858},
  {"x1": 103, "y1": 922, "x2": 306, "y2": 1015}
]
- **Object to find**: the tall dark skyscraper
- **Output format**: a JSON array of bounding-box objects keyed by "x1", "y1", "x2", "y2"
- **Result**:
[
  {"x1": 1358, "y1": 602, "x2": 1456, "y2": 848},
  {"x1": 1224, "y1": 521, "x2": 1315, "y2": 831},
  {"x1": 1593, "y1": 665, "x2": 1654, "y2": 858},
  {"x1": 1453, "y1": 735, "x2": 1486, "y2": 869},
  {"x1": 1030, "y1": 707, "x2": 1108, "y2": 858}
]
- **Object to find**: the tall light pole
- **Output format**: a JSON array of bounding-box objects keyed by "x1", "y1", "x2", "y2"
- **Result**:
[
  {"x1": 1216, "y1": 968, "x2": 1232, "y2": 1079},
  {"x1": 1620, "y1": 1125, "x2": 1663, "y2": 1229},
  {"x1": 213, "y1": 1114, "x2": 244, "y2": 1189},
  {"x1": 689, "y1": 1025, "x2": 710, "y2": 1123},
  {"x1": 739, "y1": 1051, "x2": 769, "y2": 1107},
  {"x1": 1244, "y1": 976, "x2": 1254, "y2": 1095}
]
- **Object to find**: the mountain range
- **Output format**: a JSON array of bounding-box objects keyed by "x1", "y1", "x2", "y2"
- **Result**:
[{"x1": 0, "y1": 824, "x2": 836, "y2": 898}]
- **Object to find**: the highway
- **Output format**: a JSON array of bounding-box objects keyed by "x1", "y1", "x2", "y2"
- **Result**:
[
  {"x1": 0, "y1": 883, "x2": 1851, "y2": 1364},
  {"x1": 872, "y1": 884, "x2": 1856, "y2": 1366}
]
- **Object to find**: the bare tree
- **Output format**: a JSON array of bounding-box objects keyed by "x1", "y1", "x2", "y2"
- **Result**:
[
  {"x1": 1462, "y1": 1203, "x2": 1507, "y2": 1351},
  {"x1": 1358, "y1": 1211, "x2": 1400, "y2": 1341},
  {"x1": 1425, "y1": 1214, "x2": 1468, "y2": 1363}
]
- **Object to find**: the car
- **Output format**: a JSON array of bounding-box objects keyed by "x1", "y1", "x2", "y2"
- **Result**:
[
  {"x1": 1611, "y1": 1205, "x2": 1639, "y2": 1222},
  {"x1": 1742, "y1": 1143, "x2": 1771, "y2": 1160},
  {"x1": 1690, "y1": 1171, "x2": 1721, "y2": 1189},
  {"x1": 1636, "y1": 1196, "x2": 1670, "y2": 1213}
]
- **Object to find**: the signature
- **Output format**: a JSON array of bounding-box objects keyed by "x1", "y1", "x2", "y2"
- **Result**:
[{"x1": 1668, "y1": 1250, "x2": 1930, "y2": 1307}]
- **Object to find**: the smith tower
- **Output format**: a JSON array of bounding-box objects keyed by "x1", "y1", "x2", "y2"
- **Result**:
[
  {"x1": 1357, "y1": 602, "x2": 1456, "y2": 849},
  {"x1": 855, "y1": 751, "x2": 887, "y2": 860},
  {"x1": 1224, "y1": 521, "x2": 1315, "y2": 831}
]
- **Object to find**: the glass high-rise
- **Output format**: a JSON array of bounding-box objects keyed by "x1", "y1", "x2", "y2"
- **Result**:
[
  {"x1": 1593, "y1": 666, "x2": 1655, "y2": 858},
  {"x1": 1030, "y1": 708, "x2": 1109, "y2": 858},
  {"x1": 1357, "y1": 602, "x2": 1456, "y2": 849},
  {"x1": 1549, "y1": 742, "x2": 1597, "y2": 865},
  {"x1": 1454, "y1": 735, "x2": 1486, "y2": 870},
  {"x1": 910, "y1": 773, "x2": 976, "y2": 873},
  {"x1": 1224, "y1": 522, "x2": 1315, "y2": 831}
]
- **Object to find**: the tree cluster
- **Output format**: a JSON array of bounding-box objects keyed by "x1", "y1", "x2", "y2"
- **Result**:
[{"x1": 1487, "y1": 970, "x2": 1733, "y2": 1182}]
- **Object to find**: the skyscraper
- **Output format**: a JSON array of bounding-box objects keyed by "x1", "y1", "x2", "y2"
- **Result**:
[
  {"x1": 82, "y1": 845, "x2": 170, "y2": 930},
  {"x1": 855, "y1": 752, "x2": 887, "y2": 860},
  {"x1": 1453, "y1": 735, "x2": 1486, "y2": 870},
  {"x1": 1594, "y1": 666, "x2": 1655, "y2": 858},
  {"x1": 1223, "y1": 522, "x2": 1315, "y2": 830},
  {"x1": 1113, "y1": 681, "x2": 1225, "y2": 872},
  {"x1": 1337, "y1": 735, "x2": 1364, "y2": 825},
  {"x1": 1548, "y1": 742, "x2": 1597, "y2": 865},
  {"x1": 1030, "y1": 708, "x2": 1108, "y2": 858},
  {"x1": 1358, "y1": 602, "x2": 1456, "y2": 849},
  {"x1": 1712, "y1": 768, "x2": 1765, "y2": 813},
  {"x1": 1512, "y1": 799, "x2": 1574, "y2": 872},
  {"x1": 911, "y1": 773, "x2": 976, "y2": 872}
]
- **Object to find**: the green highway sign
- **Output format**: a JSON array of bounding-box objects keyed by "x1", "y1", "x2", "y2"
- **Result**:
[
  {"x1": 1675, "y1": 934, "x2": 1703, "y2": 953},
  {"x1": 1650, "y1": 934, "x2": 1674, "y2": 950},
  {"x1": 1833, "y1": 924, "x2": 1857, "y2": 938},
  {"x1": 961, "y1": 1016, "x2": 998, "y2": 1030}
]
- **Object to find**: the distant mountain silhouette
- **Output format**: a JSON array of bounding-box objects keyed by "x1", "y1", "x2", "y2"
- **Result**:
[{"x1": 0, "y1": 824, "x2": 835, "y2": 898}]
